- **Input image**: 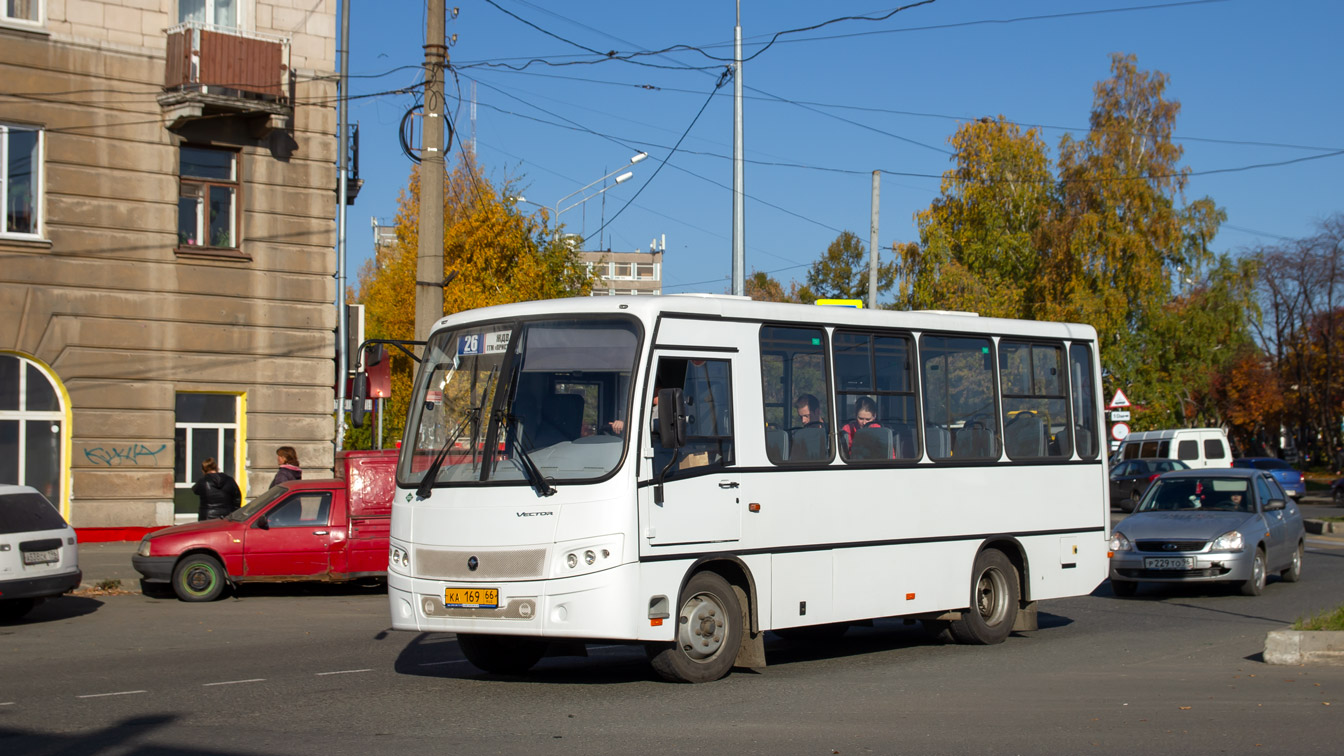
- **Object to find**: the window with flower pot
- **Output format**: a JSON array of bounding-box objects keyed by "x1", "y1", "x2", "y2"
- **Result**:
[{"x1": 177, "y1": 146, "x2": 239, "y2": 253}]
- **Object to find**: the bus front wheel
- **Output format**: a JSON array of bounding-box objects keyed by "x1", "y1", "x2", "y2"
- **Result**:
[
  {"x1": 648, "y1": 571, "x2": 743, "y2": 683},
  {"x1": 950, "y1": 549, "x2": 1019, "y2": 645},
  {"x1": 457, "y1": 633, "x2": 547, "y2": 675}
]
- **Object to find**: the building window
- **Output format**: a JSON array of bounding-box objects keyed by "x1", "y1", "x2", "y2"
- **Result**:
[
  {"x1": 0, "y1": 354, "x2": 65, "y2": 506},
  {"x1": 1, "y1": 124, "x2": 42, "y2": 237},
  {"x1": 174, "y1": 393, "x2": 240, "y2": 517},
  {"x1": 178, "y1": 146, "x2": 238, "y2": 251},
  {"x1": 1, "y1": 0, "x2": 42, "y2": 25},
  {"x1": 179, "y1": 0, "x2": 237, "y2": 27}
]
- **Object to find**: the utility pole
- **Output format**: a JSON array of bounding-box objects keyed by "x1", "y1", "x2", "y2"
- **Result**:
[
  {"x1": 334, "y1": 0, "x2": 351, "y2": 450},
  {"x1": 415, "y1": 0, "x2": 447, "y2": 342},
  {"x1": 868, "y1": 170, "x2": 879, "y2": 309},
  {"x1": 731, "y1": 0, "x2": 745, "y2": 296}
]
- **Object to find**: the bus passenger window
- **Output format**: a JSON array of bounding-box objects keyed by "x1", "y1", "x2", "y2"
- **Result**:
[
  {"x1": 921, "y1": 335, "x2": 1000, "y2": 462},
  {"x1": 834, "y1": 330, "x2": 918, "y2": 463},
  {"x1": 760, "y1": 326, "x2": 832, "y2": 464},
  {"x1": 1000, "y1": 341, "x2": 1070, "y2": 460},
  {"x1": 1069, "y1": 343, "x2": 1098, "y2": 460}
]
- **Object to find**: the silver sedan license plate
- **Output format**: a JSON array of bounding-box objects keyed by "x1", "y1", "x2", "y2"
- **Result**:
[
  {"x1": 23, "y1": 549, "x2": 58, "y2": 565},
  {"x1": 1144, "y1": 556, "x2": 1194, "y2": 570}
]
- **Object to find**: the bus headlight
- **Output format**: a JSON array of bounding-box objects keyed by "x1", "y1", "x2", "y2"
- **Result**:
[
  {"x1": 389, "y1": 543, "x2": 411, "y2": 572},
  {"x1": 554, "y1": 537, "x2": 621, "y2": 577}
]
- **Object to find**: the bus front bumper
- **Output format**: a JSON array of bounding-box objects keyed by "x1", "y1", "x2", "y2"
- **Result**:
[{"x1": 387, "y1": 561, "x2": 656, "y2": 641}]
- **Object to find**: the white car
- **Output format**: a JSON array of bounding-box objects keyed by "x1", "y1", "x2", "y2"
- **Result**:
[{"x1": 0, "y1": 485, "x2": 82, "y2": 621}]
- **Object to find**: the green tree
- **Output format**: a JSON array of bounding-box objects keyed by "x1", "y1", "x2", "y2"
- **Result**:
[
  {"x1": 805, "y1": 230, "x2": 896, "y2": 302},
  {"x1": 746, "y1": 269, "x2": 811, "y2": 303},
  {"x1": 899, "y1": 53, "x2": 1257, "y2": 432},
  {"x1": 899, "y1": 116, "x2": 1054, "y2": 318},
  {"x1": 347, "y1": 150, "x2": 593, "y2": 447}
]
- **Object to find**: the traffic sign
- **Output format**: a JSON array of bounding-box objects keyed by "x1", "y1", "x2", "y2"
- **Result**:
[
  {"x1": 1111, "y1": 422, "x2": 1130, "y2": 441},
  {"x1": 1108, "y1": 389, "x2": 1131, "y2": 409},
  {"x1": 1109, "y1": 410, "x2": 1131, "y2": 421}
]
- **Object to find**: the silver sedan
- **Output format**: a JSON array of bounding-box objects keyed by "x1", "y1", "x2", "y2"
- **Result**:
[{"x1": 1108, "y1": 468, "x2": 1305, "y2": 597}]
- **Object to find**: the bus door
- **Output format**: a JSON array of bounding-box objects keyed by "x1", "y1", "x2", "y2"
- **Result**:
[{"x1": 642, "y1": 353, "x2": 741, "y2": 547}]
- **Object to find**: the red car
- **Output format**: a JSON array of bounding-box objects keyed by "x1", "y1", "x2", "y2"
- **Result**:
[{"x1": 133, "y1": 451, "x2": 395, "y2": 601}]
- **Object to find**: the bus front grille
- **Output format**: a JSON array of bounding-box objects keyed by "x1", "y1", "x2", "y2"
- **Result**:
[{"x1": 415, "y1": 547, "x2": 548, "y2": 580}]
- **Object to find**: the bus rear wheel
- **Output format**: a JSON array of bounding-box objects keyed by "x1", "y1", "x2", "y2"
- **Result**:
[
  {"x1": 457, "y1": 633, "x2": 547, "y2": 675},
  {"x1": 950, "y1": 549, "x2": 1019, "y2": 645},
  {"x1": 648, "y1": 572, "x2": 743, "y2": 683}
]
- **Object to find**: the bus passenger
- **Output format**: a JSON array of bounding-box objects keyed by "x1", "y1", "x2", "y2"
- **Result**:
[
  {"x1": 841, "y1": 396, "x2": 882, "y2": 452},
  {"x1": 794, "y1": 394, "x2": 823, "y2": 429}
]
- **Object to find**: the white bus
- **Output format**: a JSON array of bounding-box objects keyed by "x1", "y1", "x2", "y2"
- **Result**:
[{"x1": 386, "y1": 295, "x2": 1109, "y2": 682}]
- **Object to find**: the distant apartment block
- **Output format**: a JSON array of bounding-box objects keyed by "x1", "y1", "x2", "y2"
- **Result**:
[
  {"x1": 371, "y1": 217, "x2": 397, "y2": 254},
  {"x1": 0, "y1": 1, "x2": 341, "y2": 529},
  {"x1": 579, "y1": 236, "x2": 665, "y2": 296}
]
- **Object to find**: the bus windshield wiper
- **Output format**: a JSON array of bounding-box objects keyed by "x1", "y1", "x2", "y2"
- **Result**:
[
  {"x1": 415, "y1": 366, "x2": 498, "y2": 501},
  {"x1": 413, "y1": 413, "x2": 474, "y2": 501},
  {"x1": 503, "y1": 414, "x2": 556, "y2": 497}
]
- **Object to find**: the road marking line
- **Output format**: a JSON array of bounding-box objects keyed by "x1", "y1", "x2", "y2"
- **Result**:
[
  {"x1": 77, "y1": 690, "x2": 147, "y2": 699},
  {"x1": 315, "y1": 669, "x2": 372, "y2": 676},
  {"x1": 419, "y1": 660, "x2": 473, "y2": 667},
  {"x1": 203, "y1": 679, "x2": 266, "y2": 687},
  {"x1": 1, "y1": 702, "x2": 15, "y2": 707}
]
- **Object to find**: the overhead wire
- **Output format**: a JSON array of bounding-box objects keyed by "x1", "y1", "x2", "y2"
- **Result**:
[
  {"x1": 459, "y1": 0, "x2": 1230, "y2": 73},
  {"x1": 469, "y1": 76, "x2": 847, "y2": 236},
  {"x1": 585, "y1": 68, "x2": 734, "y2": 248},
  {"x1": 462, "y1": 85, "x2": 1344, "y2": 186},
  {"x1": 467, "y1": 66, "x2": 1344, "y2": 155}
]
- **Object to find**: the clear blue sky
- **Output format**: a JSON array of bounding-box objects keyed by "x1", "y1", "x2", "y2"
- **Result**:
[{"x1": 341, "y1": 0, "x2": 1344, "y2": 296}]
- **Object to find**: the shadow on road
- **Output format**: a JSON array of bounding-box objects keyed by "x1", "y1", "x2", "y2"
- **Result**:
[
  {"x1": 0, "y1": 713, "x2": 263, "y2": 755},
  {"x1": 389, "y1": 613, "x2": 1074, "y2": 685},
  {"x1": 134, "y1": 580, "x2": 387, "y2": 603},
  {"x1": 0, "y1": 595, "x2": 104, "y2": 626}
]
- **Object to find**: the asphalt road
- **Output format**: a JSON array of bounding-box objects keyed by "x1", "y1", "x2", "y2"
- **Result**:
[{"x1": 3, "y1": 532, "x2": 1343, "y2": 755}]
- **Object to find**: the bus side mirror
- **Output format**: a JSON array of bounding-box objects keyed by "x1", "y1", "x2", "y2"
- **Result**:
[
  {"x1": 351, "y1": 372, "x2": 369, "y2": 428},
  {"x1": 657, "y1": 388, "x2": 686, "y2": 449}
]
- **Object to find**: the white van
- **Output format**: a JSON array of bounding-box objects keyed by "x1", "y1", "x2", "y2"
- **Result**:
[{"x1": 1116, "y1": 428, "x2": 1233, "y2": 469}]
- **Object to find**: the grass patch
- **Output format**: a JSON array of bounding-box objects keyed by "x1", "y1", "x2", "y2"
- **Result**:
[
  {"x1": 94, "y1": 578, "x2": 122, "y2": 592},
  {"x1": 1318, "y1": 516, "x2": 1344, "y2": 523},
  {"x1": 1293, "y1": 604, "x2": 1344, "y2": 631}
]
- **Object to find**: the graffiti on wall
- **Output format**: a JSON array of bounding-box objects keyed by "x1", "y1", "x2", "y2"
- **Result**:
[{"x1": 83, "y1": 444, "x2": 167, "y2": 466}]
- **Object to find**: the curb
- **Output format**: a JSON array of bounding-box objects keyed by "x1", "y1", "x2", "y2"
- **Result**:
[
  {"x1": 1304, "y1": 519, "x2": 1343, "y2": 535},
  {"x1": 1264, "y1": 628, "x2": 1344, "y2": 665}
]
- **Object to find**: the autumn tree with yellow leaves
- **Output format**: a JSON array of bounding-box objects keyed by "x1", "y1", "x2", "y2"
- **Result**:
[
  {"x1": 897, "y1": 53, "x2": 1258, "y2": 431},
  {"x1": 348, "y1": 151, "x2": 593, "y2": 446}
]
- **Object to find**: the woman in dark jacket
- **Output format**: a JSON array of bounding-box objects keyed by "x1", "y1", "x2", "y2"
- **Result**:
[
  {"x1": 270, "y1": 446, "x2": 302, "y2": 488},
  {"x1": 192, "y1": 457, "x2": 241, "y2": 521}
]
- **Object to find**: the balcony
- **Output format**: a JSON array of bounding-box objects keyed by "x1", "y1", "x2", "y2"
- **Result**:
[{"x1": 158, "y1": 23, "x2": 292, "y2": 134}]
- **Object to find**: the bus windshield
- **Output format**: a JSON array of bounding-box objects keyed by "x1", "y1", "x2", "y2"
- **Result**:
[{"x1": 400, "y1": 317, "x2": 640, "y2": 491}]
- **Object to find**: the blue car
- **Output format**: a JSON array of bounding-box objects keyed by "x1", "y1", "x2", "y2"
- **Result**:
[{"x1": 1232, "y1": 458, "x2": 1305, "y2": 499}]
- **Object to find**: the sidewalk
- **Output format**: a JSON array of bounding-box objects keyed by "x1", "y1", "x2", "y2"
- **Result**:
[{"x1": 75, "y1": 541, "x2": 142, "y2": 591}]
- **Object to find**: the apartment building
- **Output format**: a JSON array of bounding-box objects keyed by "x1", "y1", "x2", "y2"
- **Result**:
[
  {"x1": 0, "y1": 1, "x2": 341, "y2": 529},
  {"x1": 580, "y1": 236, "x2": 665, "y2": 296}
]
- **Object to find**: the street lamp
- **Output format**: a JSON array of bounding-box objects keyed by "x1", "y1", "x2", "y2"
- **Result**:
[{"x1": 554, "y1": 152, "x2": 647, "y2": 241}]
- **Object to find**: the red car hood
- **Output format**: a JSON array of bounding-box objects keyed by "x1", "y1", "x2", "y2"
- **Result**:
[{"x1": 149, "y1": 518, "x2": 245, "y2": 540}]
